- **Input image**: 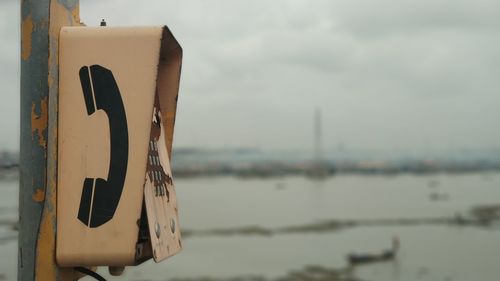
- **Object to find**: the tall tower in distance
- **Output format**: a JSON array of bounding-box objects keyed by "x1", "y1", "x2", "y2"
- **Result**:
[
  {"x1": 309, "y1": 107, "x2": 329, "y2": 179},
  {"x1": 314, "y1": 107, "x2": 323, "y2": 166}
]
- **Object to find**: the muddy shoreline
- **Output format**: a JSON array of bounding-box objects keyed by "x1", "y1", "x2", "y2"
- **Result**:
[{"x1": 2, "y1": 204, "x2": 500, "y2": 242}]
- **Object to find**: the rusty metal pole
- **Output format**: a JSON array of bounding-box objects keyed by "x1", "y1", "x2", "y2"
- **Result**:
[{"x1": 19, "y1": 0, "x2": 80, "y2": 280}]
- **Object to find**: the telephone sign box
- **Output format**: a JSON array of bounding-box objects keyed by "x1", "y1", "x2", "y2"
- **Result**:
[{"x1": 56, "y1": 26, "x2": 182, "y2": 266}]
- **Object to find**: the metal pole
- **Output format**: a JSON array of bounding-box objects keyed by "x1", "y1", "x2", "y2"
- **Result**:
[{"x1": 19, "y1": 0, "x2": 80, "y2": 280}]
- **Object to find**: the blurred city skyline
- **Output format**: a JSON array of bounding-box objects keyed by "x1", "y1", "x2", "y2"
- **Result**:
[{"x1": 1, "y1": 0, "x2": 500, "y2": 153}]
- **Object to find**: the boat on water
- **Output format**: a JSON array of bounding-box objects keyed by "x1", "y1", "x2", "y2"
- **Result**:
[{"x1": 347, "y1": 237, "x2": 399, "y2": 266}]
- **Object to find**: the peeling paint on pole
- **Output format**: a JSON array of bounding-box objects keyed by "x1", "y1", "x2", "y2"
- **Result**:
[
  {"x1": 21, "y1": 16, "x2": 33, "y2": 61},
  {"x1": 31, "y1": 97, "x2": 48, "y2": 149},
  {"x1": 19, "y1": 0, "x2": 81, "y2": 280},
  {"x1": 20, "y1": 1, "x2": 51, "y2": 279}
]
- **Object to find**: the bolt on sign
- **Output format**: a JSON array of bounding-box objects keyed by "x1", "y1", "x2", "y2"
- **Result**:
[{"x1": 56, "y1": 26, "x2": 182, "y2": 267}]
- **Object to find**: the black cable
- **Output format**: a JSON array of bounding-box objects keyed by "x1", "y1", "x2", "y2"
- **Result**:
[{"x1": 74, "y1": 267, "x2": 107, "y2": 281}]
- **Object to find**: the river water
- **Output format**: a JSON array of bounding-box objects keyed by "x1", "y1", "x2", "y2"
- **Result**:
[{"x1": 1, "y1": 173, "x2": 500, "y2": 281}]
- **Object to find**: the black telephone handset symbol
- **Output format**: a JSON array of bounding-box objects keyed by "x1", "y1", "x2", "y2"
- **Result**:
[{"x1": 77, "y1": 65, "x2": 129, "y2": 228}]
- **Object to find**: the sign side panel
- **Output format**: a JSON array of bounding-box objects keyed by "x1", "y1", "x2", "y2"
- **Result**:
[{"x1": 157, "y1": 26, "x2": 183, "y2": 159}]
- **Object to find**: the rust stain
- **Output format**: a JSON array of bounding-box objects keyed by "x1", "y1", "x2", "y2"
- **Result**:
[
  {"x1": 32, "y1": 188, "x2": 45, "y2": 202},
  {"x1": 37, "y1": 210, "x2": 57, "y2": 280},
  {"x1": 31, "y1": 97, "x2": 48, "y2": 149},
  {"x1": 48, "y1": 75, "x2": 54, "y2": 89},
  {"x1": 71, "y1": 5, "x2": 81, "y2": 24},
  {"x1": 21, "y1": 15, "x2": 34, "y2": 60},
  {"x1": 164, "y1": 111, "x2": 176, "y2": 119}
]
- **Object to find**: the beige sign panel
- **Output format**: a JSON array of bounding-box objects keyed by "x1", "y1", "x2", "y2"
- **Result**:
[{"x1": 56, "y1": 26, "x2": 182, "y2": 266}]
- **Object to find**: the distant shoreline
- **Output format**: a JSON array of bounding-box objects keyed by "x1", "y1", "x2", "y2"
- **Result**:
[
  {"x1": 2, "y1": 161, "x2": 500, "y2": 180},
  {"x1": 172, "y1": 159, "x2": 500, "y2": 178}
]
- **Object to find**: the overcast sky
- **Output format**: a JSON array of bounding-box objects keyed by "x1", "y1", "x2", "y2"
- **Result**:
[{"x1": 1, "y1": 0, "x2": 500, "y2": 152}]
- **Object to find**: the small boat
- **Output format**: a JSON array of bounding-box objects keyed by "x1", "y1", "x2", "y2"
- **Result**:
[
  {"x1": 347, "y1": 237, "x2": 399, "y2": 266},
  {"x1": 429, "y1": 192, "x2": 449, "y2": 201},
  {"x1": 348, "y1": 250, "x2": 395, "y2": 264}
]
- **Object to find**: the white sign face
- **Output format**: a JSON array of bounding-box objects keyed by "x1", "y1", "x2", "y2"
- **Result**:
[
  {"x1": 57, "y1": 26, "x2": 182, "y2": 266},
  {"x1": 144, "y1": 101, "x2": 182, "y2": 262}
]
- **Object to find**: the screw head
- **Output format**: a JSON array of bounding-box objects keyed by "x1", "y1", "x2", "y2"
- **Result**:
[
  {"x1": 170, "y1": 218, "x2": 176, "y2": 234},
  {"x1": 155, "y1": 222, "x2": 161, "y2": 238}
]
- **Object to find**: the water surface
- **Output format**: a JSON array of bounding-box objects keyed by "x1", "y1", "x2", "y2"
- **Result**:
[{"x1": 1, "y1": 173, "x2": 499, "y2": 281}]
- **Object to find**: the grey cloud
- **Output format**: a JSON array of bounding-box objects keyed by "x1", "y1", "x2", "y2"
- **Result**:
[
  {"x1": 1, "y1": 0, "x2": 499, "y2": 152},
  {"x1": 331, "y1": 0, "x2": 500, "y2": 37}
]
